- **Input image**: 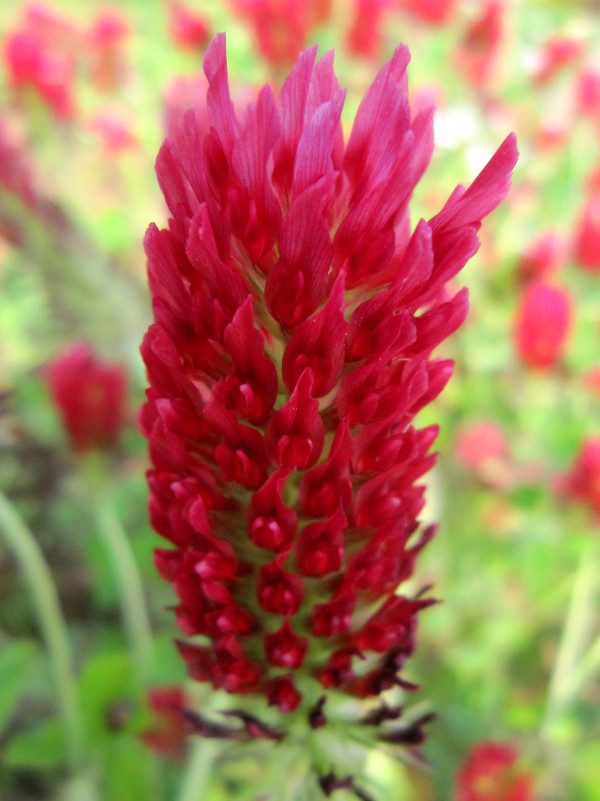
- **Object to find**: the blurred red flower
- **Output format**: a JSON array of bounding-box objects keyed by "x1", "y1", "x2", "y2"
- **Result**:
[
  {"x1": 516, "y1": 232, "x2": 563, "y2": 285},
  {"x1": 229, "y1": 0, "x2": 330, "y2": 66},
  {"x1": 168, "y1": 3, "x2": 211, "y2": 50},
  {"x1": 345, "y1": 0, "x2": 389, "y2": 59},
  {"x1": 3, "y1": 26, "x2": 76, "y2": 119},
  {"x1": 87, "y1": 10, "x2": 129, "y2": 91},
  {"x1": 140, "y1": 686, "x2": 188, "y2": 760},
  {"x1": 455, "y1": 421, "x2": 508, "y2": 472},
  {"x1": 454, "y1": 742, "x2": 533, "y2": 801},
  {"x1": 560, "y1": 437, "x2": 600, "y2": 518},
  {"x1": 576, "y1": 68, "x2": 600, "y2": 117},
  {"x1": 514, "y1": 281, "x2": 571, "y2": 369},
  {"x1": 90, "y1": 110, "x2": 137, "y2": 155},
  {"x1": 533, "y1": 37, "x2": 583, "y2": 85},
  {"x1": 397, "y1": 0, "x2": 457, "y2": 24},
  {"x1": 46, "y1": 344, "x2": 128, "y2": 453},
  {"x1": 536, "y1": 120, "x2": 568, "y2": 152},
  {"x1": 455, "y1": 1, "x2": 503, "y2": 89},
  {"x1": 573, "y1": 195, "x2": 600, "y2": 271}
]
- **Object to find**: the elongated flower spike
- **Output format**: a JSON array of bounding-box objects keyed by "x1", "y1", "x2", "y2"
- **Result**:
[{"x1": 141, "y1": 33, "x2": 517, "y2": 797}]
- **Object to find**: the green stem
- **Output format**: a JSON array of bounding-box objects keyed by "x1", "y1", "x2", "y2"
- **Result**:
[
  {"x1": 177, "y1": 740, "x2": 218, "y2": 801},
  {"x1": 541, "y1": 542, "x2": 598, "y2": 734},
  {"x1": 0, "y1": 492, "x2": 83, "y2": 769},
  {"x1": 91, "y1": 495, "x2": 153, "y2": 689},
  {"x1": 559, "y1": 625, "x2": 600, "y2": 706}
]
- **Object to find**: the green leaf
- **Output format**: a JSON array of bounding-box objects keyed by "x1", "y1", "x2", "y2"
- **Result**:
[
  {"x1": 3, "y1": 719, "x2": 64, "y2": 769},
  {"x1": 79, "y1": 650, "x2": 138, "y2": 746},
  {"x1": 0, "y1": 639, "x2": 38, "y2": 733},
  {"x1": 103, "y1": 737, "x2": 160, "y2": 801}
]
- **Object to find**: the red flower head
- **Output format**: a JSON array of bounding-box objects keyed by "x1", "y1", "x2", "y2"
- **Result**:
[
  {"x1": 141, "y1": 686, "x2": 189, "y2": 760},
  {"x1": 345, "y1": 0, "x2": 390, "y2": 59},
  {"x1": 228, "y1": 0, "x2": 331, "y2": 67},
  {"x1": 46, "y1": 344, "x2": 128, "y2": 453},
  {"x1": 87, "y1": 10, "x2": 129, "y2": 50},
  {"x1": 397, "y1": 0, "x2": 458, "y2": 25},
  {"x1": 516, "y1": 232, "x2": 563, "y2": 285},
  {"x1": 169, "y1": 3, "x2": 211, "y2": 51},
  {"x1": 573, "y1": 195, "x2": 600, "y2": 272},
  {"x1": 86, "y1": 10, "x2": 129, "y2": 91},
  {"x1": 90, "y1": 110, "x2": 137, "y2": 155},
  {"x1": 3, "y1": 23, "x2": 76, "y2": 119},
  {"x1": 454, "y1": 742, "x2": 533, "y2": 801},
  {"x1": 536, "y1": 120, "x2": 568, "y2": 152},
  {"x1": 455, "y1": 1, "x2": 503, "y2": 89},
  {"x1": 576, "y1": 68, "x2": 600, "y2": 118},
  {"x1": 514, "y1": 281, "x2": 571, "y2": 369},
  {"x1": 560, "y1": 437, "x2": 600, "y2": 518},
  {"x1": 455, "y1": 421, "x2": 508, "y2": 473},
  {"x1": 141, "y1": 33, "x2": 516, "y2": 788},
  {"x1": 533, "y1": 36, "x2": 583, "y2": 86}
]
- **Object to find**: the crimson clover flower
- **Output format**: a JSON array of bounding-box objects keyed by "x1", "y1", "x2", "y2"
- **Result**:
[
  {"x1": 513, "y1": 281, "x2": 571, "y2": 370},
  {"x1": 141, "y1": 33, "x2": 516, "y2": 792},
  {"x1": 455, "y1": 421, "x2": 508, "y2": 475},
  {"x1": 455, "y1": 1, "x2": 504, "y2": 90},
  {"x1": 454, "y1": 741, "x2": 533, "y2": 801},
  {"x1": 533, "y1": 36, "x2": 583, "y2": 86},
  {"x1": 168, "y1": 2, "x2": 211, "y2": 52},
  {"x1": 574, "y1": 194, "x2": 600, "y2": 272},
  {"x1": 559, "y1": 436, "x2": 600, "y2": 519},
  {"x1": 516, "y1": 232, "x2": 563, "y2": 285},
  {"x1": 398, "y1": 0, "x2": 458, "y2": 25},
  {"x1": 86, "y1": 10, "x2": 130, "y2": 91},
  {"x1": 345, "y1": 0, "x2": 390, "y2": 59},
  {"x1": 576, "y1": 68, "x2": 600, "y2": 118},
  {"x1": 141, "y1": 686, "x2": 189, "y2": 760},
  {"x1": 46, "y1": 344, "x2": 128, "y2": 453},
  {"x1": 228, "y1": 0, "x2": 331, "y2": 67},
  {"x1": 3, "y1": 19, "x2": 76, "y2": 120}
]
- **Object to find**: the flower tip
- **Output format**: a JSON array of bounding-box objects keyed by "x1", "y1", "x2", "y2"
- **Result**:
[
  {"x1": 487, "y1": 132, "x2": 519, "y2": 187},
  {"x1": 503, "y1": 131, "x2": 519, "y2": 165},
  {"x1": 391, "y1": 42, "x2": 411, "y2": 68},
  {"x1": 203, "y1": 31, "x2": 226, "y2": 72},
  {"x1": 302, "y1": 42, "x2": 319, "y2": 60}
]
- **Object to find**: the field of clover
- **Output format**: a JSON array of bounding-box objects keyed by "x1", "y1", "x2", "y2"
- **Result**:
[{"x1": 0, "y1": 1, "x2": 599, "y2": 800}]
